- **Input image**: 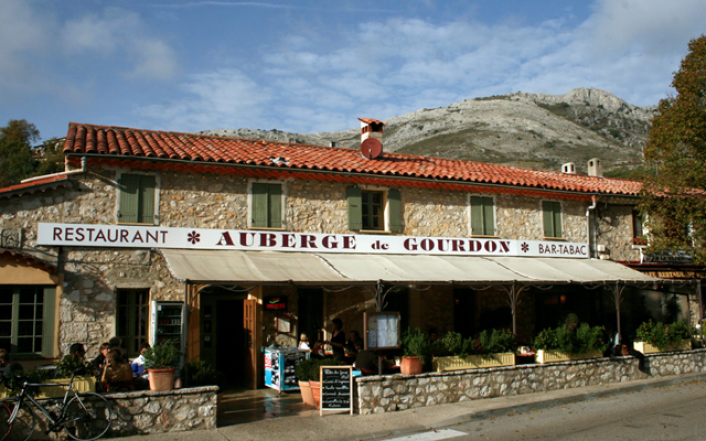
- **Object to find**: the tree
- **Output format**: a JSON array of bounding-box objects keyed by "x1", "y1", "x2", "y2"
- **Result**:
[
  {"x1": 0, "y1": 120, "x2": 40, "y2": 188},
  {"x1": 641, "y1": 35, "x2": 706, "y2": 263}
]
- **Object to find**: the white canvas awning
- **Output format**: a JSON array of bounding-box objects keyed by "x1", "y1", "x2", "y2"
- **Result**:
[{"x1": 160, "y1": 249, "x2": 658, "y2": 285}]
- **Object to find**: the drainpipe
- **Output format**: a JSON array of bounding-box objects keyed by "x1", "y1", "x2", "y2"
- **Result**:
[
  {"x1": 20, "y1": 155, "x2": 87, "y2": 184},
  {"x1": 586, "y1": 195, "x2": 598, "y2": 258}
]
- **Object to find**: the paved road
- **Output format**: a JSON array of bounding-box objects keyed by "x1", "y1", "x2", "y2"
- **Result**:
[{"x1": 386, "y1": 380, "x2": 706, "y2": 441}]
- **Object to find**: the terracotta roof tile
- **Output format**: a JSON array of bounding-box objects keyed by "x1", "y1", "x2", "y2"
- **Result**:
[
  {"x1": 0, "y1": 175, "x2": 69, "y2": 200},
  {"x1": 63, "y1": 123, "x2": 644, "y2": 196}
]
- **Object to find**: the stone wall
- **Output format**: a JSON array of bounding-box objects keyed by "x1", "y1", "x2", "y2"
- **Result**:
[
  {"x1": 36, "y1": 386, "x2": 218, "y2": 440},
  {"x1": 594, "y1": 200, "x2": 641, "y2": 262},
  {"x1": 354, "y1": 349, "x2": 706, "y2": 414}
]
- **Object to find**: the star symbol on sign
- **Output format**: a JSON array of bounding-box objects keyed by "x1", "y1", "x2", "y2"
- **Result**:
[
  {"x1": 521, "y1": 242, "x2": 530, "y2": 253},
  {"x1": 187, "y1": 231, "x2": 201, "y2": 245}
]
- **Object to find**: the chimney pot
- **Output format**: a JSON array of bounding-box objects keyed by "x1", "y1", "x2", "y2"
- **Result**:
[
  {"x1": 587, "y1": 158, "x2": 603, "y2": 177},
  {"x1": 561, "y1": 163, "x2": 576, "y2": 174}
]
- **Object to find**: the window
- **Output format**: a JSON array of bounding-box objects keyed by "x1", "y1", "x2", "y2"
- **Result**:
[
  {"x1": 116, "y1": 289, "x2": 149, "y2": 358},
  {"x1": 118, "y1": 173, "x2": 156, "y2": 224},
  {"x1": 250, "y1": 182, "x2": 282, "y2": 228},
  {"x1": 0, "y1": 286, "x2": 55, "y2": 356},
  {"x1": 542, "y1": 201, "x2": 563, "y2": 238},
  {"x1": 470, "y1": 195, "x2": 495, "y2": 236},
  {"x1": 347, "y1": 186, "x2": 403, "y2": 232},
  {"x1": 632, "y1": 210, "x2": 647, "y2": 246}
]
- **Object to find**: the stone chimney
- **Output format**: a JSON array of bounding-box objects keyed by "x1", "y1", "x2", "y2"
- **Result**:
[
  {"x1": 587, "y1": 158, "x2": 602, "y2": 177},
  {"x1": 358, "y1": 118, "x2": 385, "y2": 160},
  {"x1": 561, "y1": 163, "x2": 576, "y2": 174}
]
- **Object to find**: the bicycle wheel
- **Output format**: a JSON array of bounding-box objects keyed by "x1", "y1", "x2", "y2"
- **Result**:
[
  {"x1": 63, "y1": 393, "x2": 113, "y2": 441},
  {"x1": 0, "y1": 399, "x2": 35, "y2": 441}
]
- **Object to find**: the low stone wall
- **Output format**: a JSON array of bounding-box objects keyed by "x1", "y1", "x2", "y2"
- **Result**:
[
  {"x1": 355, "y1": 349, "x2": 706, "y2": 414},
  {"x1": 35, "y1": 386, "x2": 218, "y2": 439}
]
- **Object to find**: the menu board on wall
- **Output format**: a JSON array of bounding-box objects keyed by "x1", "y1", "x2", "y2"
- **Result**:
[
  {"x1": 319, "y1": 366, "x2": 353, "y2": 416},
  {"x1": 364, "y1": 312, "x2": 401, "y2": 350}
]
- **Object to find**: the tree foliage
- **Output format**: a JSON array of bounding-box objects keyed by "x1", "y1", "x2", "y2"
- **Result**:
[
  {"x1": 0, "y1": 120, "x2": 65, "y2": 188},
  {"x1": 641, "y1": 35, "x2": 706, "y2": 263}
]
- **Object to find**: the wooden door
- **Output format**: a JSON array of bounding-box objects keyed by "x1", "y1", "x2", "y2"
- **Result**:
[{"x1": 243, "y1": 299, "x2": 258, "y2": 389}]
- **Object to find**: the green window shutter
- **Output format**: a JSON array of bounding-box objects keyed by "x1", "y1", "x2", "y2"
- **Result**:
[
  {"x1": 471, "y1": 196, "x2": 483, "y2": 235},
  {"x1": 251, "y1": 183, "x2": 268, "y2": 227},
  {"x1": 138, "y1": 175, "x2": 156, "y2": 224},
  {"x1": 483, "y1": 196, "x2": 495, "y2": 236},
  {"x1": 553, "y1": 202, "x2": 563, "y2": 238},
  {"x1": 268, "y1": 183, "x2": 282, "y2": 228},
  {"x1": 347, "y1": 186, "x2": 362, "y2": 230},
  {"x1": 388, "y1": 189, "x2": 403, "y2": 233},
  {"x1": 543, "y1": 201, "x2": 554, "y2": 237},
  {"x1": 42, "y1": 287, "x2": 56, "y2": 358},
  {"x1": 119, "y1": 174, "x2": 139, "y2": 223}
]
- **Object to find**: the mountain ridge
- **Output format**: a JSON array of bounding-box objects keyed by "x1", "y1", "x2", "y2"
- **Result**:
[{"x1": 199, "y1": 88, "x2": 657, "y2": 175}]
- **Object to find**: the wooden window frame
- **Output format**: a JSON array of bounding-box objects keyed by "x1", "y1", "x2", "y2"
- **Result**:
[
  {"x1": 469, "y1": 195, "x2": 496, "y2": 237},
  {"x1": 116, "y1": 289, "x2": 149, "y2": 358},
  {"x1": 347, "y1": 186, "x2": 403, "y2": 233},
  {"x1": 249, "y1": 180, "x2": 285, "y2": 229},
  {"x1": 0, "y1": 286, "x2": 55, "y2": 357},
  {"x1": 542, "y1": 200, "x2": 564, "y2": 239},
  {"x1": 117, "y1": 172, "x2": 159, "y2": 225}
]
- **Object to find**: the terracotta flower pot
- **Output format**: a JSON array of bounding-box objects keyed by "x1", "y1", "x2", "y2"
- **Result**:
[
  {"x1": 400, "y1": 356, "x2": 423, "y2": 375},
  {"x1": 148, "y1": 368, "x2": 176, "y2": 391},
  {"x1": 309, "y1": 380, "x2": 321, "y2": 409},
  {"x1": 299, "y1": 380, "x2": 315, "y2": 407}
]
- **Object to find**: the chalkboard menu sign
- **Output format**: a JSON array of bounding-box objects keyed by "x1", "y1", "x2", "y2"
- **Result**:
[{"x1": 319, "y1": 366, "x2": 353, "y2": 416}]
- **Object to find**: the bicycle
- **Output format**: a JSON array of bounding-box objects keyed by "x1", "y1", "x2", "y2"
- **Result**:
[{"x1": 0, "y1": 367, "x2": 113, "y2": 441}]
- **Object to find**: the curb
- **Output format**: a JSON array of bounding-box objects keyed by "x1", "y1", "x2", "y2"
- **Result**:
[{"x1": 428, "y1": 372, "x2": 706, "y2": 429}]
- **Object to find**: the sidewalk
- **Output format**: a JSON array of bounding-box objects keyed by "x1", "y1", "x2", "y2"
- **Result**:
[{"x1": 118, "y1": 372, "x2": 706, "y2": 441}]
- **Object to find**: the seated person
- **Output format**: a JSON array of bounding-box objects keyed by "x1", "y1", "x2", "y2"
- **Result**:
[
  {"x1": 131, "y1": 342, "x2": 151, "y2": 390},
  {"x1": 298, "y1": 333, "x2": 311, "y2": 350},
  {"x1": 92, "y1": 342, "x2": 110, "y2": 378},
  {"x1": 352, "y1": 340, "x2": 377, "y2": 374},
  {"x1": 102, "y1": 350, "x2": 134, "y2": 391},
  {"x1": 56, "y1": 343, "x2": 87, "y2": 378},
  {"x1": 0, "y1": 349, "x2": 23, "y2": 376},
  {"x1": 345, "y1": 331, "x2": 360, "y2": 356}
]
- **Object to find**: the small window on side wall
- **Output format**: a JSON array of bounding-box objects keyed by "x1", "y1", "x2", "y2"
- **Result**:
[
  {"x1": 632, "y1": 210, "x2": 647, "y2": 246},
  {"x1": 470, "y1": 195, "x2": 495, "y2": 236},
  {"x1": 251, "y1": 182, "x2": 282, "y2": 228},
  {"x1": 542, "y1": 201, "x2": 563, "y2": 239}
]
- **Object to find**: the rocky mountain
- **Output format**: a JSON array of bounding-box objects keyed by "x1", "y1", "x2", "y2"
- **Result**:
[{"x1": 199, "y1": 88, "x2": 657, "y2": 175}]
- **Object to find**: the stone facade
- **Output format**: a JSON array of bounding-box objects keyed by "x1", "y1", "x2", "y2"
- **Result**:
[
  {"x1": 35, "y1": 387, "x2": 218, "y2": 440},
  {"x1": 354, "y1": 349, "x2": 706, "y2": 414}
]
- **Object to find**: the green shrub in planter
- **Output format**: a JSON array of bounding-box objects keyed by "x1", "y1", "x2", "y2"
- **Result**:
[
  {"x1": 437, "y1": 331, "x2": 470, "y2": 357},
  {"x1": 142, "y1": 338, "x2": 183, "y2": 369},
  {"x1": 294, "y1": 358, "x2": 316, "y2": 382},
  {"x1": 534, "y1": 322, "x2": 607, "y2": 355},
  {"x1": 182, "y1": 360, "x2": 223, "y2": 387},
  {"x1": 309, "y1": 358, "x2": 343, "y2": 382},
  {"x1": 54, "y1": 355, "x2": 89, "y2": 378},
  {"x1": 402, "y1": 328, "x2": 431, "y2": 363},
  {"x1": 636, "y1": 320, "x2": 693, "y2": 350},
  {"x1": 475, "y1": 329, "x2": 516, "y2": 356}
]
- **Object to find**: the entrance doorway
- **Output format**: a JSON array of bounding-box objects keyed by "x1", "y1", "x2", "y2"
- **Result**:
[{"x1": 199, "y1": 287, "x2": 257, "y2": 388}]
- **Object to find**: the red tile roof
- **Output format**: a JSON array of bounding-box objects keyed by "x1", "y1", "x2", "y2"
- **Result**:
[
  {"x1": 0, "y1": 175, "x2": 68, "y2": 200},
  {"x1": 63, "y1": 123, "x2": 643, "y2": 196}
]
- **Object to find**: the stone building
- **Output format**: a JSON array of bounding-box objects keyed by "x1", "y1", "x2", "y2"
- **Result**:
[{"x1": 0, "y1": 120, "x2": 698, "y2": 389}]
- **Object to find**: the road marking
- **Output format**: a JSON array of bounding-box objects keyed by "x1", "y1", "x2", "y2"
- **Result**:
[{"x1": 383, "y1": 429, "x2": 467, "y2": 441}]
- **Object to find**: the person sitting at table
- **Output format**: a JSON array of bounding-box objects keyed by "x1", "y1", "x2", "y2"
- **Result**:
[
  {"x1": 131, "y1": 342, "x2": 151, "y2": 390},
  {"x1": 0, "y1": 349, "x2": 23, "y2": 376},
  {"x1": 102, "y1": 349, "x2": 135, "y2": 392},
  {"x1": 298, "y1": 333, "x2": 311, "y2": 350},
  {"x1": 92, "y1": 342, "x2": 110, "y2": 378},
  {"x1": 324, "y1": 318, "x2": 346, "y2": 361},
  {"x1": 353, "y1": 340, "x2": 377, "y2": 375},
  {"x1": 345, "y1": 330, "x2": 360, "y2": 354}
]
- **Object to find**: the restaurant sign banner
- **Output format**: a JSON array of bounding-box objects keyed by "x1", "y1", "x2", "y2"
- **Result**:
[{"x1": 37, "y1": 223, "x2": 588, "y2": 258}]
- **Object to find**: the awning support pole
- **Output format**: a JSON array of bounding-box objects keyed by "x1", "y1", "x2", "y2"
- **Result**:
[
  {"x1": 501, "y1": 283, "x2": 530, "y2": 335},
  {"x1": 698, "y1": 280, "x2": 703, "y2": 324},
  {"x1": 610, "y1": 282, "x2": 627, "y2": 345}
]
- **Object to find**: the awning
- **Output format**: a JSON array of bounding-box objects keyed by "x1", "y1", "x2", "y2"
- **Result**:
[{"x1": 160, "y1": 249, "x2": 658, "y2": 285}]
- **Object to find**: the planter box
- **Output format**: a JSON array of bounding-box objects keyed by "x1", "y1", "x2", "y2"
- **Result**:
[
  {"x1": 432, "y1": 353, "x2": 515, "y2": 372},
  {"x1": 0, "y1": 376, "x2": 96, "y2": 399},
  {"x1": 535, "y1": 349, "x2": 602, "y2": 364},
  {"x1": 633, "y1": 340, "x2": 692, "y2": 354}
]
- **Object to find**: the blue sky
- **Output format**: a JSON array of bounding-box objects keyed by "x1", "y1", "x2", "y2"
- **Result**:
[{"x1": 1, "y1": 0, "x2": 705, "y2": 142}]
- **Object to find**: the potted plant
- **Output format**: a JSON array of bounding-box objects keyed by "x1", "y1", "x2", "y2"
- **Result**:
[
  {"x1": 142, "y1": 339, "x2": 183, "y2": 391},
  {"x1": 634, "y1": 320, "x2": 693, "y2": 354},
  {"x1": 533, "y1": 321, "x2": 608, "y2": 364},
  {"x1": 401, "y1": 328, "x2": 430, "y2": 375},
  {"x1": 294, "y1": 358, "x2": 316, "y2": 407},
  {"x1": 432, "y1": 330, "x2": 517, "y2": 372},
  {"x1": 308, "y1": 358, "x2": 343, "y2": 409}
]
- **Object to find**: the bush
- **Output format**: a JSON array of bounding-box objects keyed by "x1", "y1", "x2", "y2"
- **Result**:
[
  {"x1": 182, "y1": 360, "x2": 223, "y2": 387},
  {"x1": 636, "y1": 320, "x2": 693, "y2": 350},
  {"x1": 534, "y1": 322, "x2": 608, "y2": 355},
  {"x1": 309, "y1": 358, "x2": 344, "y2": 382},
  {"x1": 402, "y1": 328, "x2": 431, "y2": 363},
  {"x1": 54, "y1": 355, "x2": 89, "y2": 378},
  {"x1": 437, "y1": 331, "x2": 470, "y2": 357},
  {"x1": 476, "y1": 329, "x2": 516, "y2": 356},
  {"x1": 294, "y1": 358, "x2": 316, "y2": 382},
  {"x1": 142, "y1": 339, "x2": 182, "y2": 369}
]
